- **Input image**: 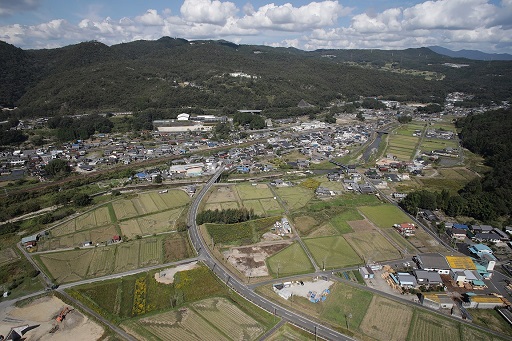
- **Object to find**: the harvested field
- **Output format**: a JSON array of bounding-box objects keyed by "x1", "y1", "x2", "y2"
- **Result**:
[
  {"x1": 360, "y1": 296, "x2": 412, "y2": 341},
  {"x1": 37, "y1": 249, "x2": 94, "y2": 283},
  {"x1": 130, "y1": 308, "x2": 229, "y2": 341},
  {"x1": 88, "y1": 247, "x2": 116, "y2": 277},
  {"x1": 408, "y1": 310, "x2": 460, "y2": 341},
  {"x1": 0, "y1": 247, "x2": 18, "y2": 265},
  {"x1": 119, "y1": 219, "x2": 143, "y2": 239},
  {"x1": 112, "y1": 200, "x2": 139, "y2": 220},
  {"x1": 114, "y1": 243, "x2": 140, "y2": 272},
  {"x1": 292, "y1": 215, "x2": 318, "y2": 235},
  {"x1": 206, "y1": 185, "x2": 238, "y2": 203},
  {"x1": 307, "y1": 223, "x2": 338, "y2": 238},
  {"x1": 75, "y1": 211, "x2": 97, "y2": 230},
  {"x1": 0, "y1": 295, "x2": 104, "y2": 341},
  {"x1": 224, "y1": 242, "x2": 291, "y2": 277},
  {"x1": 347, "y1": 219, "x2": 374, "y2": 231},
  {"x1": 139, "y1": 238, "x2": 162, "y2": 266},
  {"x1": 266, "y1": 323, "x2": 315, "y2": 340},
  {"x1": 163, "y1": 233, "x2": 194, "y2": 262},
  {"x1": 260, "y1": 198, "x2": 284, "y2": 215},
  {"x1": 304, "y1": 236, "x2": 362, "y2": 269},
  {"x1": 275, "y1": 187, "x2": 314, "y2": 210},
  {"x1": 221, "y1": 201, "x2": 240, "y2": 210},
  {"x1": 94, "y1": 206, "x2": 112, "y2": 226},
  {"x1": 243, "y1": 199, "x2": 266, "y2": 216},
  {"x1": 345, "y1": 231, "x2": 401, "y2": 262},
  {"x1": 204, "y1": 202, "x2": 222, "y2": 211},
  {"x1": 192, "y1": 297, "x2": 265, "y2": 340},
  {"x1": 51, "y1": 219, "x2": 76, "y2": 237},
  {"x1": 88, "y1": 225, "x2": 118, "y2": 244}
]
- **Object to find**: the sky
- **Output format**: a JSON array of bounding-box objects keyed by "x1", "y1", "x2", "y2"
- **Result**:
[{"x1": 0, "y1": 0, "x2": 511, "y2": 53}]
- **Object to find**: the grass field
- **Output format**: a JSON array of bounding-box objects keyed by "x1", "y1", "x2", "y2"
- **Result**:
[
  {"x1": 329, "y1": 209, "x2": 363, "y2": 234},
  {"x1": 420, "y1": 139, "x2": 459, "y2": 152},
  {"x1": 460, "y1": 323, "x2": 509, "y2": 341},
  {"x1": 236, "y1": 183, "x2": 274, "y2": 200},
  {"x1": 359, "y1": 296, "x2": 412, "y2": 340},
  {"x1": 467, "y1": 309, "x2": 512, "y2": 336},
  {"x1": 407, "y1": 310, "x2": 460, "y2": 341},
  {"x1": 358, "y1": 204, "x2": 411, "y2": 228},
  {"x1": 304, "y1": 236, "x2": 362, "y2": 269},
  {"x1": 344, "y1": 231, "x2": 401, "y2": 262},
  {"x1": 267, "y1": 243, "x2": 315, "y2": 276},
  {"x1": 320, "y1": 282, "x2": 373, "y2": 331},
  {"x1": 275, "y1": 186, "x2": 314, "y2": 210}
]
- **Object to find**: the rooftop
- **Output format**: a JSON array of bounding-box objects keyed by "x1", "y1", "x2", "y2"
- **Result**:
[
  {"x1": 417, "y1": 253, "x2": 450, "y2": 270},
  {"x1": 446, "y1": 256, "x2": 477, "y2": 270}
]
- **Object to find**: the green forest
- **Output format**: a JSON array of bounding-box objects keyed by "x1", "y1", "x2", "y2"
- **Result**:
[{"x1": 1, "y1": 37, "x2": 512, "y2": 117}]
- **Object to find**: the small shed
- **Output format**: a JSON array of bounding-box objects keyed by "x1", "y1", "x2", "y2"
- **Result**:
[{"x1": 359, "y1": 266, "x2": 375, "y2": 279}]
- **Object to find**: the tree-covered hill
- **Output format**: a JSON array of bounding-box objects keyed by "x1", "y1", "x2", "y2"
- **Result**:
[{"x1": 1, "y1": 37, "x2": 511, "y2": 116}]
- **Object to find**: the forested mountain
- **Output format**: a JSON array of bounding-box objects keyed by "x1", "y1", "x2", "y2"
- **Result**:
[
  {"x1": 1, "y1": 37, "x2": 512, "y2": 117},
  {"x1": 429, "y1": 46, "x2": 512, "y2": 61}
]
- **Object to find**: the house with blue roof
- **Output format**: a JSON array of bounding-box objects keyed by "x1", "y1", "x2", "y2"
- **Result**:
[
  {"x1": 453, "y1": 223, "x2": 469, "y2": 230},
  {"x1": 468, "y1": 244, "x2": 493, "y2": 257}
]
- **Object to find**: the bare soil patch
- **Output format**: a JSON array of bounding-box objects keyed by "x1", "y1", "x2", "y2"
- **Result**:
[
  {"x1": 347, "y1": 219, "x2": 375, "y2": 231},
  {"x1": 155, "y1": 261, "x2": 199, "y2": 284},
  {"x1": 0, "y1": 295, "x2": 104, "y2": 341},
  {"x1": 224, "y1": 242, "x2": 292, "y2": 277}
]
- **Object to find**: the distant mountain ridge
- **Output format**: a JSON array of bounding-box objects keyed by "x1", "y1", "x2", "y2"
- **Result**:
[
  {"x1": 428, "y1": 46, "x2": 512, "y2": 61},
  {"x1": 1, "y1": 37, "x2": 511, "y2": 117}
]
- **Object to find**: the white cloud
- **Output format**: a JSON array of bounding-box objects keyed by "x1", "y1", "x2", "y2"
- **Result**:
[
  {"x1": 239, "y1": 1, "x2": 351, "y2": 31},
  {"x1": 0, "y1": 0, "x2": 511, "y2": 54},
  {"x1": 135, "y1": 9, "x2": 164, "y2": 26},
  {"x1": 180, "y1": 0, "x2": 238, "y2": 25},
  {"x1": 403, "y1": 0, "x2": 496, "y2": 30}
]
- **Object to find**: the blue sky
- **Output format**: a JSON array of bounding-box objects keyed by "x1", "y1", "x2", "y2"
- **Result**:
[{"x1": 1, "y1": 0, "x2": 511, "y2": 53}]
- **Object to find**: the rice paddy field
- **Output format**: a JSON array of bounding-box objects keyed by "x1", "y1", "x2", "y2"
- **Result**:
[
  {"x1": 35, "y1": 234, "x2": 191, "y2": 283},
  {"x1": 344, "y1": 231, "x2": 401, "y2": 262},
  {"x1": 119, "y1": 208, "x2": 184, "y2": 239},
  {"x1": 112, "y1": 190, "x2": 190, "y2": 220},
  {"x1": 358, "y1": 204, "x2": 411, "y2": 229},
  {"x1": 266, "y1": 243, "x2": 315, "y2": 276},
  {"x1": 236, "y1": 183, "x2": 274, "y2": 200},
  {"x1": 303, "y1": 236, "x2": 362, "y2": 269},
  {"x1": 387, "y1": 135, "x2": 419, "y2": 161},
  {"x1": 420, "y1": 139, "x2": 459, "y2": 153}
]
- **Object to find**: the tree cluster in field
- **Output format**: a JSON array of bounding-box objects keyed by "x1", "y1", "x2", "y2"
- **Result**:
[
  {"x1": 2, "y1": 38, "x2": 511, "y2": 117},
  {"x1": 233, "y1": 111, "x2": 265, "y2": 129},
  {"x1": 47, "y1": 114, "x2": 113, "y2": 141},
  {"x1": 400, "y1": 108, "x2": 512, "y2": 225},
  {"x1": 196, "y1": 207, "x2": 257, "y2": 225}
]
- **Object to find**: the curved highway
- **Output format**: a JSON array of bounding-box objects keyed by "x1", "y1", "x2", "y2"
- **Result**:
[{"x1": 187, "y1": 165, "x2": 355, "y2": 341}]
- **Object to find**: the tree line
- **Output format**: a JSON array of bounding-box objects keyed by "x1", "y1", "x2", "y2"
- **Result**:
[{"x1": 196, "y1": 207, "x2": 258, "y2": 225}]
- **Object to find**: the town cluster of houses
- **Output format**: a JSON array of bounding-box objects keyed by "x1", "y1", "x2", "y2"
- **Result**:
[
  {"x1": 361, "y1": 252, "x2": 508, "y2": 312},
  {"x1": 446, "y1": 223, "x2": 511, "y2": 244}
]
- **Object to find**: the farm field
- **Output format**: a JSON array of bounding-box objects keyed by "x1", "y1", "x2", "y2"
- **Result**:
[
  {"x1": 320, "y1": 282, "x2": 373, "y2": 331},
  {"x1": 383, "y1": 229, "x2": 416, "y2": 253},
  {"x1": 460, "y1": 323, "x2": 509, "y2": 341},
  {"x1": 358, "y1": 204, "x2": 411, "y2": 229},
  {"x1": 205, "y1": 185, "x2": 238, "y2": 203},
  {"x1": 420, "y1": 139, "x2": 459, "y2": 152},
  {"x1": 119, "y1": 208, "x2": 183, "y2": 239},
  {"x1": 236, "y1": 183, "x2": 274, "y2": 200},
  {"x1": 344, "y1": 231, "x2": 401, "y2": 262},
  {"x1": 407, "y1": 310, "x2": 460, "y2": 341},
  {"x1": 112, "y1": 190, "x2": 189, "y2": 220},
  {"x1": 266, "y1": 323, "x2": 315, "y2": 340},
  {"x1": 36, "y1": 234, "x2": 190, "y2": 283},
  {"x1": 329, "y1": 209, "x2": 363, "y2": 234},
  {"x1": 359, "y1": 296, "x2": 412, "y2": 341},
  {"x1": 274, "y1": 186, "x2": 314, "y2": 210},
  {"x1": 0, "y1": 247, "x2": 18, "y2": 265},
  {"x1": 467, "y1": 309, "x2": 512, "y2": 336},
  {"x1": 267, "y1": 243, "x2": 315, "y2": 276},
  {"x1": 206, "y1": 216, "x2": 281, "y2": 246},
  {"x1": 304, "y1": 236, "x2": 362, "y2": 269}
]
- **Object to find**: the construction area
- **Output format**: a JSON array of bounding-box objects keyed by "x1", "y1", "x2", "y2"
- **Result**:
[
  {"x1": 273, "y1": 277, "x2": 333, "y2": 302},
  {"x1": 0, "y1": 295, "x2": 104, "y2": 340}
]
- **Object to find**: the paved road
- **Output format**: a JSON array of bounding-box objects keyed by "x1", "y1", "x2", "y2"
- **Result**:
[{"x1": 187, "y1": 165, "x2": 355, "y2": 341}]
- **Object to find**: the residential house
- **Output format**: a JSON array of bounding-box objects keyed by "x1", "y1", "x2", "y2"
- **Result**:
[{"x1": 447, "y1": 228, "x2": 467, "y2": 241}]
